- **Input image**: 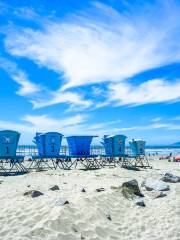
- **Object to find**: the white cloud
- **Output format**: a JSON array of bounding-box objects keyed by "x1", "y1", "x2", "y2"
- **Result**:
[
  {"x1": 0, "y1": 57, "x2": 41, "y2": 96},
  {"x1": 31, "y1": 89, "x2": 92, "y2": 109},
  {"x1": 108, "y1": 79, "x2": 180, "y2": 106},
  {"x1": 22, "y1": 114, "x2": 87, "y2": 132},
  {"x1": 151, "y1": 117, "x2": 162, "y2": 123},
  {"x1": 4, "y1": 1, "x2": 180, "y2": 91},
  {"x1": 13, "y1": 7, "x2": 39, "y2": 20},
  {"x1": 0, "y1": 56, "x2": 92, "y2": 109},
  {"x1": 118, "y1": 123, "x2": 170, "y2": 132},
  {"x1": 24, "y1": 115, "x2": 122, "y2": 135},
  {"x1": 12, "y1": 71, "x2": 41, "y2": 96},
  {"x1": 0, "y1": 114, "x2": 121, "y2": 143},
  {"x1": 0, "y1": 114, "x2": 87, "y2": 133},
  {"x1": 0, "y1": 113, "x2": 179, "y2": 144},
  {"x1": 0, "y1": 114, "x2": 88, "y2": 143},
  {"x1": 0, "y1": 120, "x2": 32, "y2": 132}
]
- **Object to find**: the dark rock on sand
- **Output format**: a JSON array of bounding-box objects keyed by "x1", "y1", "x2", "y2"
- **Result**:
[
  {"x1": 49, "y1": 185, "x2": 60, "y2": 191},
  {"x1": 55, "y1": 198, "x2": 70, "y2": 206},
  {"x1": 24, "y1": 190, "x2": 44, "y2": 198},
  {"x1": 134, "y1": 198, "x2": 146, "y2": 207},
  {"x1": 161, "y1": 173, "x2": 180, "y2": 183},
  {"x1": 72, "y1": 226, "x2": 78, "y2": 232},
  {"x1": 81, "y1": 188, "x2": 86, "y2": 193},
  {"x1": 106, "y1": 213, "x2": 112, "y2": 221},
  {"x1": 96, "y1": 188, "x2": 105, "y2": 192},
  {"x1": 121, "y1": 179, "x2": 144, "y2": 199}
]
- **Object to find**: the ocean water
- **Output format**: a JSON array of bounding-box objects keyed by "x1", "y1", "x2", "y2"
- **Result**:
[
  {"x1": 145, "y1": 146, "x2": 180, "y2": 156},
  {"x1": 17, "y1": 145, "x2": 180, "y2": 156}
]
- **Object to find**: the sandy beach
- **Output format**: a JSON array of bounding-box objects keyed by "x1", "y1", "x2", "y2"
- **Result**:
[{"x1": 0, "y1": 158, "x2": 179, "y2": 240}]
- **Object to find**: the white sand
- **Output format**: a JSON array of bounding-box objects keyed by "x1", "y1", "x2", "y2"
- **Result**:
[{"x1": 0, "y1": 158, "x2": 180, "y2": 240}]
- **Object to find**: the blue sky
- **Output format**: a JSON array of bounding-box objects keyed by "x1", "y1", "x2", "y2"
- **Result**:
[{"x1": 0, "y1": 0, "x2": 180, "y2": 145}]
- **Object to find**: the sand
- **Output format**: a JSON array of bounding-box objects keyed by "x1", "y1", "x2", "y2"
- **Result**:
[{"x1": 0, "y1": 158, "x2": 180, "y2": 240}]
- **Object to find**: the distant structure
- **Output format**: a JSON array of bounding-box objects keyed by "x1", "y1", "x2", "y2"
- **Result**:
[
  {"x1": 0, "y1": 130, "x2": 20, "y2": 156},
  {"x1": 66, "y1": 136, "x2": 97, "y2": 156},
  {"x1": 101, "y1": 135, "x2": 127, "y2": 155},
  {"x1": 129, "y1": 139, "x2": 146, "y2": 156},
  {"x1": 33, "y1": 132, "x2": 63, "y2": 156}
]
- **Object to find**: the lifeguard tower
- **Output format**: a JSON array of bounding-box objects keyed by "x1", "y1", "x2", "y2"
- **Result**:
[
  {"x1": 66, "y1": 136, "x2": 100, "y2": 169},
  {"x1": 101, "y1": 135, "x2": 127, "y2": 167},
  {"x1": 0, "y1": 130, "x2": 27, "y2": 175},
  {"x1": 128, "y1": 139, "x2": 150, "y2": 168},
  {"x1": 29, "y1": 132, "x2": 64, "y2": 170}
]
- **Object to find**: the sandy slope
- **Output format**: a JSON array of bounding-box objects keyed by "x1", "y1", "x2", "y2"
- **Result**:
[{"x1": 0, "y1": 159, "x2": 180, "y2": 240}]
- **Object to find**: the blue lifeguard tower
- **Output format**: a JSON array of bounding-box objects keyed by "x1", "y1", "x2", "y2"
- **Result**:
[
  {"x1": 102, "y1": 135, "x2": 127, "y2": 156},
  {"x1": 100, "y1": 134, "x2": 127, "y2": 167},
  {"x1": 30, "y1": 132, "x2": 64, "y2": 170},
  {"x1": 66, "y1": 136, "x2": 100, "y2": 169},
  {"x1": 66, "y1": 136, "x2": 97, "y2": 156},
  {"x1": 34, "y1": 132, "x2": 63, "y2": 156},
  {"x1": 0, "y1": 130, "x2": 27, "y2": 175},
  {"x1": 129, "y1": 139, "x2": 146, "y2": 156},
  {"x1": 128, "y1": 139, "x2": 150, "y2": 168},
  {"x1": 0, "y1": 130, "x2": 20, "y2": 157}
]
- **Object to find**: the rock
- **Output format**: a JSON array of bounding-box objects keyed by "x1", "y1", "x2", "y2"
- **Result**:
[
  {"x1": 49, "y1": 185, "x2": 60, "y2": 191},
  {"x1": 24, "y1": 190, "x2": 44, "y2": 198},
  {"x1": 161, "y1": 173, "x2": 180, "y2": 183},
  {"x1": 144, "y1": 179, "x2": 170, "y2": 191},
  {"x1": 0, "y1": 180, "x2": 3, "y2": 184},
  {"x1": 81, "y1": 188, "x2": 86, "y2": 193},
  {"x1": 121, "y1": 179, "x2": 144, "y2": 199},
  {"x1": 55, "y1": 198, "x2": 70, "y2": 206},
  {"x1": 72, "y1": 226, "x2": 78, "y2": 232},
  {"x1": 96, "y1": 188, "x2": 105, "y2": 192},
  {"x1": 146, "y1": 191, "x2": 167, "y2": 199},
  {"x1": 106, "y1": 213, "x2": 112, "y2": 221},
  {"x1": 63, "y1": 200, "x2": 69, "y2": 205},
  {"x1": 134, "y1": 198, "x2": 146, "y2": 207},
  {"x1": 27, "y1": 185, "x2": 31, "y2": 188}
]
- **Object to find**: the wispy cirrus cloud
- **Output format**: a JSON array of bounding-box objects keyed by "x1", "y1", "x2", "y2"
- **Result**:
[
  {"x1": 108, "y1": 79, "x2": 180, "y2": 106},
  {"x1": 117, "y1": 123, "x2": 171, "y2": 132},
  {"x1": 13, "y1": 7, "x2": 40, "y2": 20},
  {"x1": 31, "y1": 89, "x2": 92, "y2": 109},
  {"x1": 4, "y1": 0, "x2": 180, "y2": 92},
  {"x1": 0, "y1": 114, "x2": 179, "y2": 144},
  {"x1": 0, "y1": 114, "x2": 122, "y2": 143},
  {"x1": 151, "y1": 117, "x2": 162, "y2": 123},
  {"x1": 0, "y1": 114, "x2": 87, "y2": 133},
  {"x1": 0, "y1": 113, "x2": 89, "y2": 143},
  {"x1": 22, "y1": 114, "x2": 87, "y2": 132},
  {"x1": 0, "y1": 56, "x2": 41, "y2": 96},
  {"x1": 0, "y1": 56, "x2": 92, "y2": 109},
  {"x1": 1, "y1": 0, "x2": 180, "y2": 110}
]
